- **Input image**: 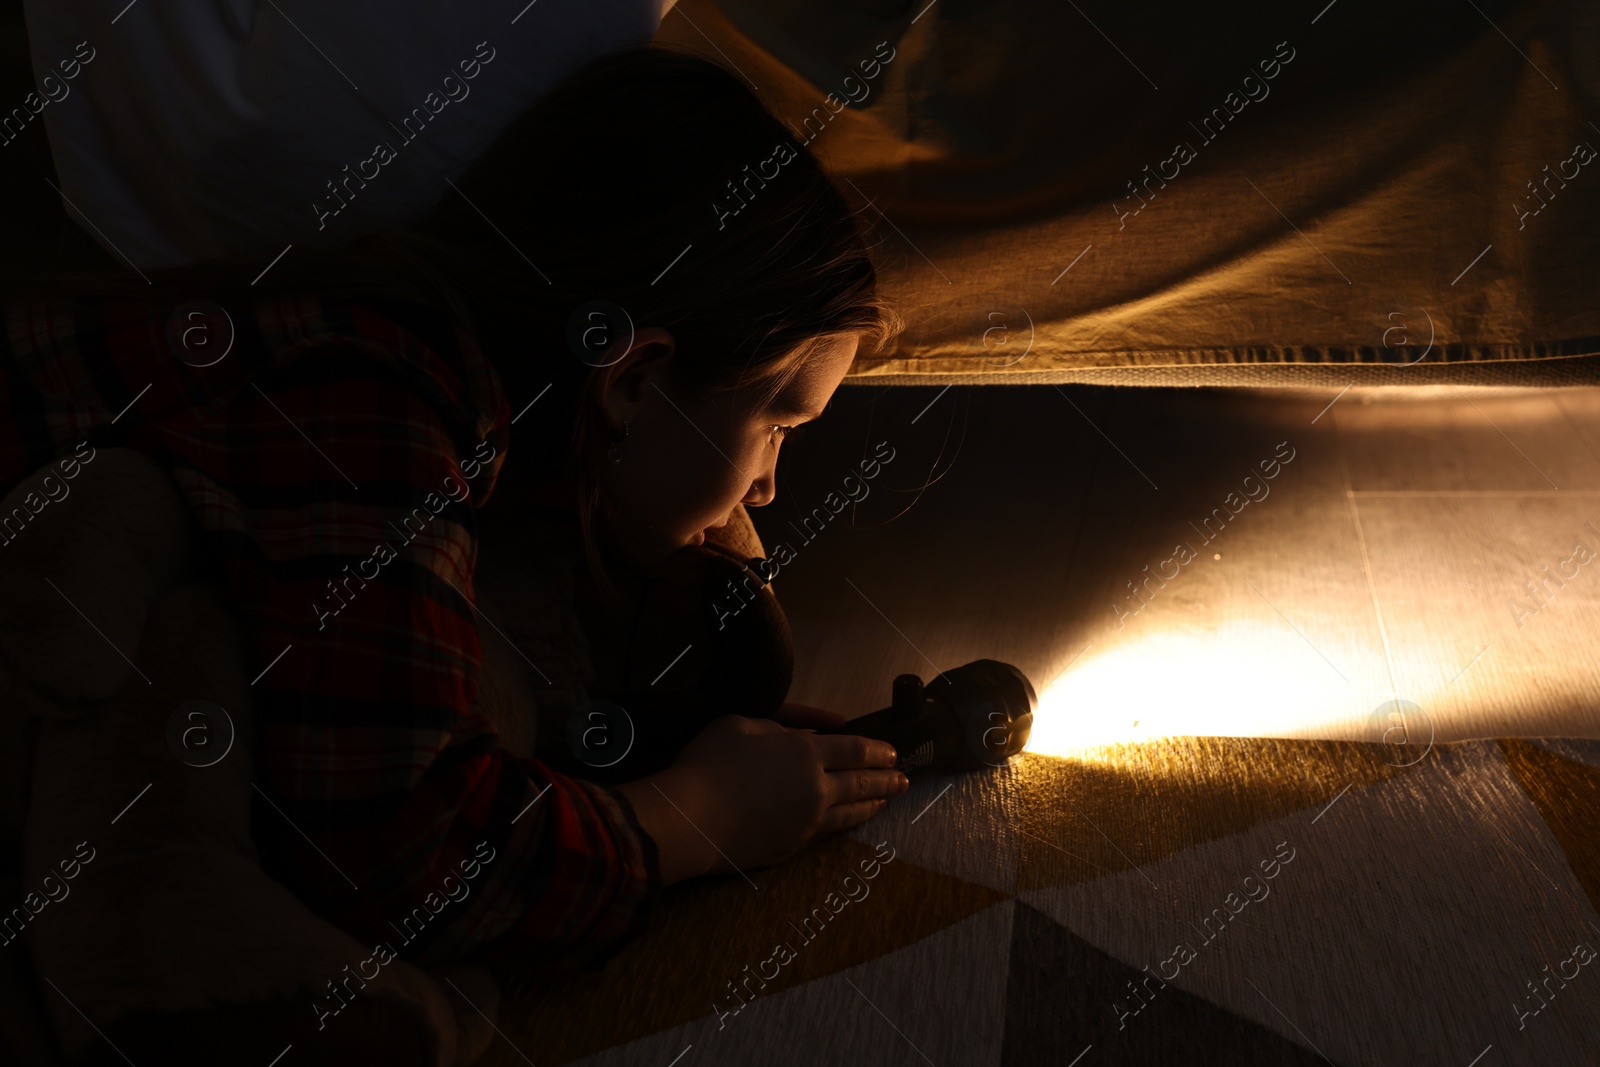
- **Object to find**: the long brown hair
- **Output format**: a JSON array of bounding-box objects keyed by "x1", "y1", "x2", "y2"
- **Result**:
[{"x1": 399, "y1": 45, "x2": 901, "y2": 559}]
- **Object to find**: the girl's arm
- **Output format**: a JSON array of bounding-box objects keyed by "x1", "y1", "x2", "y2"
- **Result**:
[{"x1": 177, "y1": 333, "x2": 659, "y2": 966}]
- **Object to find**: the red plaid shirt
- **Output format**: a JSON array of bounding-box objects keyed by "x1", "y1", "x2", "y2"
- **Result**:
[{"x1": 0, "y1": 292, "x2": 660, "y2": 966}]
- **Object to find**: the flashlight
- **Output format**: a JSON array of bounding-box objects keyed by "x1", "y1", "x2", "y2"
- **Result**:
[{"x1": 822, "y1": 659, "x2": 1036, "y2": 776}]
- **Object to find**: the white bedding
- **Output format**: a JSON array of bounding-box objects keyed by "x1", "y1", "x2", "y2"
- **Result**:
[{"x1": 23, "y1": 0, "x2": 667, "y2": 268}]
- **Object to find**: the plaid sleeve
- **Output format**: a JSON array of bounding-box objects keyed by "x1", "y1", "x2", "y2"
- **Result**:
[{"x1": 199, "y1": 337, "x2": 661, "y2": 966}]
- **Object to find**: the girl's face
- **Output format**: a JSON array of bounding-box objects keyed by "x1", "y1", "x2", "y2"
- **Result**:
[{"x1": 599, "y1": 331, "x2": 859, "y2": 565}]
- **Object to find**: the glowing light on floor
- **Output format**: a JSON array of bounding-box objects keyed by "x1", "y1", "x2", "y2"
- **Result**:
[{"x1": 1024, "y1": 624, "x2": 1399, "y2": 759}]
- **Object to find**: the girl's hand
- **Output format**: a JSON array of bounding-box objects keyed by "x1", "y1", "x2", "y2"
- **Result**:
[
  {"x1": 770, "y1": 700, "x2": 847, "y2": 731},
  {"x1": 616, "y1": 715, "x2": 906, "y2": 884}
]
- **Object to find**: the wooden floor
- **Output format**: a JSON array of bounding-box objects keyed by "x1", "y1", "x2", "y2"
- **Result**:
[{"x1": 749, "y1": 384, "x2": 1600, "y2": 755}]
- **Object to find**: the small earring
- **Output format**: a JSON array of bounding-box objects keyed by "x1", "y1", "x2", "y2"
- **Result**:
[{"x1": 608, "y1": 420, "x2": 630, "y2": 465}]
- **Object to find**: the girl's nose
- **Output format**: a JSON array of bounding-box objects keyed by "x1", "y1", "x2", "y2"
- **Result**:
[{"x1": 742, "y1": 461, "x2": 776, "y2": 507}]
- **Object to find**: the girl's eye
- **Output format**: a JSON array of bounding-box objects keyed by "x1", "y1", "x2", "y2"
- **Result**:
[{"x1": 771, "y1": 424, "x2": 808, "y2": 444}]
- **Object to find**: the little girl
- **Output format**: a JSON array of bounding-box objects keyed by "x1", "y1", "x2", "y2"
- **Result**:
[{"x1": 0, "y1": 48, "x2": 907, "y2": 971}]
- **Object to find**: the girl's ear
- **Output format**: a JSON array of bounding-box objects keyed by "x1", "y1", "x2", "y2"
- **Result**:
[{"x1": 597, "y1": 326, "x2": 677, "y2": 431}]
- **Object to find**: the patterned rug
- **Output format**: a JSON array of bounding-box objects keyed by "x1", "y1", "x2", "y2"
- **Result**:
[{"x1": 485, "y1": 736, "x2": 1600, "y2": 1066}]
